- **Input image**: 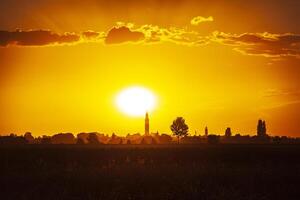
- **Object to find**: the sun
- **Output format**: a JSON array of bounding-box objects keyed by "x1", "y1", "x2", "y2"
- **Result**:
[{"x1": 116, "y1": 86, "x2": 156, "y2": 116}]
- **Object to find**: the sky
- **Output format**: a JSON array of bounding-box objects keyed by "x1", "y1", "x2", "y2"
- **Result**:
[{"x1": 0, "y1": 0, "x2": 300, "y2": 136}]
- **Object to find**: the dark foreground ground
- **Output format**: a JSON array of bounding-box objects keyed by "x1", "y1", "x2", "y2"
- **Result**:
[{"x1": 1, "y1": 144, "x2": 300, "y2": 200}]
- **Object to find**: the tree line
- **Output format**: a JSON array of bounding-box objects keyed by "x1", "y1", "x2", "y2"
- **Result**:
[{"x1": 0, "y1": 117, "x2": 299, "y2": 145}]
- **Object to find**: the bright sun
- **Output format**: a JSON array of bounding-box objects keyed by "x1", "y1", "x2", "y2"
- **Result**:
[{"x1": 116, "y1": 86, "x2": 156, "y2": 116}]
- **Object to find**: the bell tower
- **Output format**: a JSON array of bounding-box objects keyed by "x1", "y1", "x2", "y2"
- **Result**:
[{"x1": 145, "y1": 112, "x2": 149, "y2": 135}]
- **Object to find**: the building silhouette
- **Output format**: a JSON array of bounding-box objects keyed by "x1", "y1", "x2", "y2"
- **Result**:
[{"x1": 145, "y1": 112, "x2": 149, "y2": 135}]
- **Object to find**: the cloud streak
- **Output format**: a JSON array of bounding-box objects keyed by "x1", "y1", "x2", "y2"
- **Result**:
[
  {"x1": 82, "y1": 31, "x2": 103, "y2": 40},
  {"x1": 213, "y1": 32, "x2": 300, "y2": 58},
  {"x1": 263, "y1": 89, "x2": 300, "y2": 98},
  {"x1": 191, "y1": 16, "x2": 214, "y2": 25},
  {"x1": 0, "y1": 30, "x2": 80, "y2": 46}
]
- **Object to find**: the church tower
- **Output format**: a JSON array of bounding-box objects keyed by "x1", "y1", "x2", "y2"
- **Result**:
[{"x1": 145, "y1": 112, "x2": 149, "y2": 135}]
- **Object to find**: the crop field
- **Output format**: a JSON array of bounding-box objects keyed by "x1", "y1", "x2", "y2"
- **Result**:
[{"x1": 1, "y1": 144, "x2": 300, "y2": 200}]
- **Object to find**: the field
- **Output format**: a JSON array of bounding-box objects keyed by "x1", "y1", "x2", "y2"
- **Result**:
[{"x1": 1, "y1": 144, "x2": 300, "y2": 200}]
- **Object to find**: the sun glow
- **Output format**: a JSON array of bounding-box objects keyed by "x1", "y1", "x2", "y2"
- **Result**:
[{"x1": 116, "y1": 86, "x2": 156, "y2": 117}]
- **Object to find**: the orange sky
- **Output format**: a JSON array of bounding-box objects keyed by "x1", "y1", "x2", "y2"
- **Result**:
[{"x1": 0, "y1": 0, "x2": 300, "y2": 136}]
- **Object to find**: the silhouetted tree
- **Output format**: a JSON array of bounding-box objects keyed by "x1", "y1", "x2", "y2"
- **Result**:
[
  {"x1": 0, "y1": 134, "x2": 27, "y2": 145},
  {"x1": 262, "y1": 121, "x2": 267, "y2": 135},
  {"x1": 257, "y1": 119, "x2": 267, "y2": 137},
  {"x1": 205, "y1": 126, "x2": 208, "y2": 137},
  {"x1": 235, "y1": 134, "x2": 241, "y2": 137},
  {"x1": 170, "y1": 117, "x2": 189, "y2": 144},
  {"x1": 24, "y1": 132, "x2": 34, "y2": 144},
  {"x1": 225, "y1": 128, "x2": 232, "y2": 137},
  {"x1": 41, "y1": 136, "x2": 51, "y2": 144},
  {"x1": 76, "y1": 138, "x2": 85, "y2": 145},
  {"x1": 77, "y1": 133, "x2": 89, "y2": 144},
  {"x1": 51, "y1": 133, "x2": 76, "y2": 144},
  {"x1": 87, "y1": 133, "x2": 100, "y2": 145}
]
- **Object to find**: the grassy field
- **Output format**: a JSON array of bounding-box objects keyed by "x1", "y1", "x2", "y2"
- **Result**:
[{"x1": 1, "y1": 144, "x2": 300, "y2": 200}]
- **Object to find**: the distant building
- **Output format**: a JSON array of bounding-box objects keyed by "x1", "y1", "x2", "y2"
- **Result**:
[{"x1": 145, "y1": 112, "x2": 149, "y2": 135}]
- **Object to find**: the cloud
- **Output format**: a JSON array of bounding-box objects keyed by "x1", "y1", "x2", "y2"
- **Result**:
[
  {"x1": 263, "y1": 89, "x2": 300, "y2": 98},
  {"x1": 105, "y1": 26, "x2": 145, "y2": 44},
  {"x1": 104, "y1": 24, "x2": 208, "y2": 46},
  {"x1": 213, "y1": 32, "x2": 300, "y2": 58},
  {"x1": 136, "y1": 24, "x2": 208, "y2": 46},
  {"x1": 0, "y1": 30, "x2": 80, "y2": 46},
  {"x1": 1, "y1": 23, "x2": 299, "y2": 61},
  {"x1": 0, "y1": 26, "x2": 208, "y2": 47},
  {"x1": 261, "y1": 88, "x2": 300, "y2": 110},
  {"x1": 82, "y1": 31, "x2": 101, "y2": 39},
  {"x1": 191, "y1": 16, "x2": 214, "y2": 26},
  {"x1": 262, "y1": 100, "x2": 300, "y2": 110}
]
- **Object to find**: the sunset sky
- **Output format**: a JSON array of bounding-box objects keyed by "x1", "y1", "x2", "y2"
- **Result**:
[{"x1": 0, "y1": 0, "x2": 300, "y2": 136}]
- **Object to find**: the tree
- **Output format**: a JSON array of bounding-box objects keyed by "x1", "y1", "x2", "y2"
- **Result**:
[
  {"x1": 24, "y1": 132, "x2": 34, "y2": 144},
  {"x1": 262, "y1": 121, "x2": 267, "y2": 135},
  {"x1": 41, "y1": 136, "x2": 51, "y2": 144},
  {"x1": 87, "y1": 133, "x2": 100, "y2": 145},
  {"x1": 76, "y1": 138, "x2": 85, "y2": 145},
  {"x1": 170, "y1": 117, "x2": 189, "y2": 144},
  {"x1": 0, "y1": 135, "x2": 27, "y2": 145},
  {"x1": 257, "y1": 119, "x2": 267, "y2": 137},
  {"x1": 225, "y1": 127, "x2": 232, "y2": 137},
  {"x1": 205, "y1": 126, "x2": 208, "y2": 137},
  {"x1": 51, "y1": 133, "x2": 76, "y2": 144}
]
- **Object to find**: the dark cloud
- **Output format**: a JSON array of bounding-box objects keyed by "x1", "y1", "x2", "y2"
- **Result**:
[
  {"x1": 82, "y1": 31, "x2": 101, "y2": 39},
  {"x1": 105, "y1": 26, "x2": 145, "y2": 44},
  {"x1": 0, "y1": 30, "x2": 80, "y2": 46},
  {"x1": 214, "y1": 32, "x2": 300, "y2": 58},
  {"x1": 0, "y1": 26, "x2": 299, "y2": 59}
]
